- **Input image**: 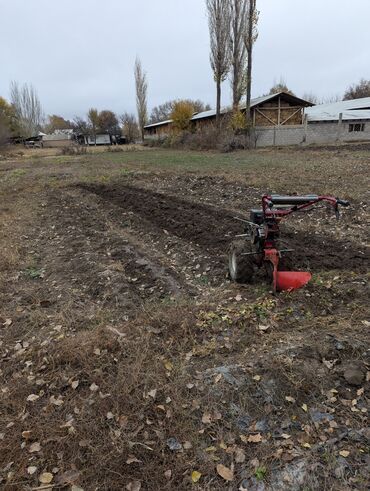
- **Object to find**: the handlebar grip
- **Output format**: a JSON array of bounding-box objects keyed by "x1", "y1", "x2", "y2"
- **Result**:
[{"x1": 337, "y1": 199, "x2": 350, "y2": 207}]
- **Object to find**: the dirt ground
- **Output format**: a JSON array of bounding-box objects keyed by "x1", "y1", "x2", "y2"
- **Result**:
[{"x1": 0, "y1": 146, "x2": 369, "y2": 490}]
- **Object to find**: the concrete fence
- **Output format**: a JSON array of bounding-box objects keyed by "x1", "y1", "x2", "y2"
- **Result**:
[{"x1": 254, "y1": 114, "x2": 370, "y2": 147}]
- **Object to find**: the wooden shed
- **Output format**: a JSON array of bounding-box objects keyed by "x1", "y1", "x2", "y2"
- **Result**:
[{"x1": 144, "y1": 92, "x2": 314, "y2": 137}]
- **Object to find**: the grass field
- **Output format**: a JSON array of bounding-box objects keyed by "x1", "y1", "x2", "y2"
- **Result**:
[{"x1": 0, "y1": 146, "x2": 369, "y2": 490}]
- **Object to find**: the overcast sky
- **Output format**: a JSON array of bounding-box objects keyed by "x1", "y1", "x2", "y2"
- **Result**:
[{"x1": 1, "y1": 0, "x2": 369, "y2": 120}]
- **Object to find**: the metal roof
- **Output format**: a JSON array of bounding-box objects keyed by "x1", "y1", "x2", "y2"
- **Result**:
[
  {"x1": 306, "y1": 97, "x2": 370, "y2": 121},
  {"x1": 144, "y1": 119, "x2": 173, "y2": 129}
]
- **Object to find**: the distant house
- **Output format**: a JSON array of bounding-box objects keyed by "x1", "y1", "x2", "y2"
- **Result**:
[
  {"x1": 86, "y1": 134, "x2": 112, "y2": 146},
  {"x1": 42, "y1": 129, "x2": 74, "y2": 148}
]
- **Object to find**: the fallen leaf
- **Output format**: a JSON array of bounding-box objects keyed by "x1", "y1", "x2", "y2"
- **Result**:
[
  {"x1": 191, "y1": 471, "x2": 202, "y2": 483},
  {"x1": 235, "y1": 294, "x2": 242, "y2": 302},
  {"x1": 22, "y1": 430, "x2": 32, "y2": 439},
  {"x1": 27, "y1": 394, "x2": 39, "y2": 402},
  {"x1": 3, "y1": 318, "x2": 12, "y2": 327},
  {"x1": 302, "y1": 404, "x2": 308, "y2": 412},
  {"x1": 126, "y1": 455, "x2": 142, "y2": 465},
  {"x1": 205, "y1": 446, "x2": 217, "y2": 452},
  {"x1": 27, "y1": 466, "x2": 37, "y2": 475},
  {"x1": 202, "y1": 412, "x2": 212, "y2": 424},
  {"x1": 247, "y1": 433, "x2": 262, "y2": 443},
  {"x1": 302, "y1": 442, "x2": 311, "y2": 448},
  {"x1": 106, "y1": 412, "x2": 114, "y2": 420},
  {"x1": 148, "y1": 389, "x2": 157, "y2": 399},
  {"x1": 50, "y1": 395, "x2": 64, "y2": 406},
  {"x1": 89, "y1": 383, "x2": 99, "y2": 392},
  {"x1": 253, "y1": 375, "x2": 261, "y2": 381},
  {"x1": 217, "y1": 464, "x2": 234, "y2": 481},
  {"x1": 164, "y1": 361, "x2": 173, "y2": 371},
  {"x1": 285, "y1": 396, "x2": 296, "y2": 403},
  {"x1": 126, "y1": 481, "x2": 141, "y2": 491},
  {"x1": 339, "y1": 450, "x2": 350, "y2": 458},
  {"x1": 71, "y1": 486, "x2": 84, "y2": 491},
  {"x1": 164, "y1": 470, "x2": 172, "y2": 480},
  {"x1": 39, "y1": 472, "x2": 53, "y2": 484},
  {"x1": 258, "y1": 324, "x2": 269, "y2": 331},
  {"x1": 29, "y1": 442, "x2": 41, "y2": 453},
  {"x1": 71, "y1": 380, "x2": 79, "y2": 390},
  {"x1": 281, "y1": 433, "x2": 291, "y2": 439}
]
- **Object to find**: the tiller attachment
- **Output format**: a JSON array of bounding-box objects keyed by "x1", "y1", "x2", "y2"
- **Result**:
[
  {"x1": 229, "y1": 194, "x2": 350, "y2": 293},
  {"x1": 264, "y1": 247, "x2": 311, "y2": 293}
]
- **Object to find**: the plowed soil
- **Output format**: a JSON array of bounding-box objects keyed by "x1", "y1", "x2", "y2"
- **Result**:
[{"x1": 0, "y1": 147, "x2": 369, "y2": 491}]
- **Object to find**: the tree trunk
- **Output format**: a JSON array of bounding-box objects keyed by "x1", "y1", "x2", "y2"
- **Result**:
[
  {"x1": 245, "y1": 0, "x2": 254, "y2": 126},
  {"x1": 216, "y1": 79, "x2": 221, "y2": 127}
]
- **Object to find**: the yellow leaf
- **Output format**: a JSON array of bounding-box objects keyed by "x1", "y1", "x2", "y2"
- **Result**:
[
  {"x1": 253, "y1": 375, "x2": 261, "y2": 381},
  {"x1": 302, "y1": 404, "x2": 308, "y2": 412},
  {"x1": 339, "y1": 450, "x2": 350, "y2": 458},
  {"x1": 216, "y1": 464, "x2": 234, "y2": 481},
  {"x1": 191, "y1": 471, "x2": 202, "y2": 483},
  {"x1": 164, "y1": 361, "x2": 173, "y2": 371},
  {"x1": 39, "y1": 472, "x2": 53, "y2": 484},
  {"x1": 205, "y1": 446, "x2": 217, "y2": 452},
  {"x1": 302, "y1": 442, "x2": 311, "y2": 448}
]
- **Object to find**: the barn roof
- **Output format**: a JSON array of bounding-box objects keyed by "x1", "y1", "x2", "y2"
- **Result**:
[
  {"x1": 191, "y1": 92, "x2": 312, "y2": 121},
  {"x1": 145, "y1": 92, "x2": 313, "y2": 129},
  {"x1": 306, "y1": 97, "x2": 370, "y2": 121}
]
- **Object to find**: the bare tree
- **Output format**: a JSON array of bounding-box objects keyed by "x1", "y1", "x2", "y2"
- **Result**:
[
  {"x1": 206, "y1": 0, "x2": 231, "y2": 123},
  {"x1": 10, "y1": 81, "x2": 43, "y2": 137},
  {"x1": 120, "y1": 112, "x2": 139, "y2": 143},
  {"x1": 244, "y1": 0, "x2": 259, "y2": 125},
  {"x1": 344, "y1": 79, "x2": 370, "y2": 100},
  {"x1": 87, "y1": 108, "x2": 99, "y2": 145},
  {"x1": 134, "y1": 58, "x2": 148, "y2": 141},
  {"x1": 150, "y1": 99, "x2": 210, "y2": 124},
  {"x1": 230, "y1": 0, "x2": 248, "y2": 110}
]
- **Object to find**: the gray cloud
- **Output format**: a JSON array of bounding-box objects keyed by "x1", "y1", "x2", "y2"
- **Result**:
[{"x1": 0, "y1": 0, "x2": 369, "y2": 120}]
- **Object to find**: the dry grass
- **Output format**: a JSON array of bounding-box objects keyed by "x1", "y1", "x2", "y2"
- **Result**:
[{"x1": 0, "y1": 146, "x2": 369, "y2": 490}]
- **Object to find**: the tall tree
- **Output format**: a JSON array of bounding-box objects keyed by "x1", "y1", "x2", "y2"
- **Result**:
[
  {"x1": 120, "y1": 112, "x2": 139, "y2": 143},
  {"x1": 97, "y1": 110, "x2": 119, "y2": 134},
  {"x1": 134, "y1": 58, "x2": 148, "y2": 141},
  {"x1": 343, "y1": 79, "x2": 370, "y2": 101},
  {"x1": 87, "y1": 108, "x2": 99, "y2": 145},
  {"x1": 244, "y1": 0, "x2": 259, "y2": 125},
  {"x1": 72, "y1": 116, "x2": 89, "y2": 135},
  {"x1": 10, "y1": 81, "x2": 43, "y2": 137},
  {"x1": 230, "y1": 0, "x2": 248, "y2": 110},
  {"x1": 206, "y1": 0, "x2": 231, "y2": 124}
]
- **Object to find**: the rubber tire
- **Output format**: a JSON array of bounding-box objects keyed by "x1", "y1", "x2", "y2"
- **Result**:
[{"x1": 228, "y1": 240, "x2": 255, "y2": 283}]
